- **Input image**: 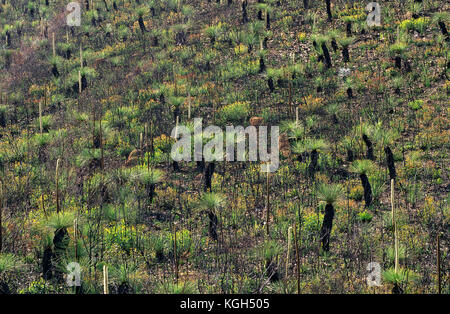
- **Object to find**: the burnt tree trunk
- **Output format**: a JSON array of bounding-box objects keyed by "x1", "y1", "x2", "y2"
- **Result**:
[
  {"x1": 146, "y1": 183, "x2": 156, "y2": 204},
  {"x1": 118, "y1": 282, "x2": 132, "y2": 294},
  {"x1": 268, "y1": 78, "x2": 274, "y2": 93},
  {"x1": 308, "y1": 149, "x2": 318, "y2": 175},
  {"x1": 303, "y1": 0, "x2": 309, "y2": 9},
  {"x1": 52, "y1": 64, "x2": 59, "y2": 77},
  {"x1": 208, "y1": 211, "x2": 218, "y2": 240},
  {"x1": 52, "y1": 227, "x2": 69, "y2": 280},
  {"x1": 346, "y1": 22, "x2": 352, "y2": 36},
  {"x1": 259, "y1": 57, "x2": 265, "y2": 73},
  {"x1": 360, "y1": 173, "x2": 372, "y2": 208},
  {"x1": 325, "y1": 0, "x2": 332, "y2": 21},
  {"x1": 320, "y1": 203, "x2": 335, "y2": 252},
  {"x1": 42, "y1": 247, "x2": 53, "y2": 280},
  {"x1": 385, "y1": 146, "x2": 396, "y2": 180},
  {"x1": 242, "y1": 1, "x2": 248, "y2": 23},
  {"x1": 362, "y1": 134, "x2": 374, "y2": 160},
  {"x1": 321, "y1": 42, "x2": 332, "y2": 69},
  {"x1": 265, "y1": 259, "x2": 279, "y2": 281},
  {"x1": 438, "y1": 21, "x2": 448, "y2": 36},
  {"x1": 395, "y1": 56, "x2": 402, "y2": 69},
  {"x1": 204, "y1": 162, "x2": 215, "y2": 192},
  {"x1": 197, "y1": 158, "x2": 205, "y2": 173},
  {"x1": 347, "y1": 88, "x2": 353, "y2": 98},
  {"x1": 392, "y1": 283, "x2": 404, "y2": 294},
  {"x1": 347, "y1": 149, "x2": 354, "y2": 162},
  {"x1": 342, "y1": 47, "x2": 349, "y2": 63},
  {"x1": 138, "y1": 17, "x2": 146, "y2": 33},
  {"x1": 331, "y1": 39, "x2": 338, "y2": 52}
]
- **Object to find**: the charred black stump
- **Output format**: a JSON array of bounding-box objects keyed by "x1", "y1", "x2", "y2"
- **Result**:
[
  {"x1": 346, "y1": 22, "x2": 352, "y2": 36},
  {"x1": 362, "y1": 134, "x2": 374, "y2": 160},
  {"x1": 347, "y1": 87, "x2": 353, "y2": 99},
  {"x1": 325, "y1": 0, "x2": 332, "y2": 21},
  {"x1": 320, "y1": 203, "x2": 335, "y2": 252},
  {"x1": 259, "y1": 57, "x2": 266, "y2": 73},
  {"x1": 360, "y1": 173, "x2": 372, "y2": 208},
  {"x1": 438, "y1": 21, "x2": 448, "y2": 36},
  {"x1": 394, "y1": 56, "x2": 402, "y2": 69},
  {"x1": 331, "y1": 39, "x2": 338, "y2": 52},
  {"x1": 265, "y1": 259, "x2": 279, "y2": 282},
  {"x1": 52, "y1": 64, "x2": 59, "y2": 77},
  {"x1": 321, "y1": 42, "x2": 332, "y2": 69},
  {"x1": 392, "y1": 283, "x2": 404, "y2": 294},
  {"x1": 118, "y1": 282, "x2": 132, "y2": 294},
  {"x1": 385, "y1": 146, "x2": 396, "y2": 180},
  {"x1": 208, "y1": 211, "x2": 218, "y2": 241},
  {"x1": 347, "y1": 149, "x2": 354, "y2": 162},
  {"x1": 308, "y1": 149, "x2": 318, "y2": 175},
  {"x1": 342, "y1": 47, "x2": 350, "y2": 63},
  {"x1": 42, "y1": 247, "x2": 53, "y2": 280},
  {"x1": 204, "y1": 162, "x2": 215, "y2": 192},
  {"x1": 268, "y1": 78, "x2": 274, "y2": 93},
  {"x1": 138, "y1": 17, "x2": 146, "y2": 33}
]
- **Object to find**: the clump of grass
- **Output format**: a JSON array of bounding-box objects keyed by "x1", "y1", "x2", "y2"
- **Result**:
[
  {"x1": 0, "y1": 254, "x2": 20, "y2": 274},
  {"x1": 317, "y1": 183, "x2": 343, "y2": 205},
  {"x1": 45, "y1": 211, "x2": 75, "y2": 230}
]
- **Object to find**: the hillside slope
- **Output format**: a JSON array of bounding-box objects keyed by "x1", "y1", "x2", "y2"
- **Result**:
[{"x1": 0, "y1": 0, "x2": 448, "y2": 294}]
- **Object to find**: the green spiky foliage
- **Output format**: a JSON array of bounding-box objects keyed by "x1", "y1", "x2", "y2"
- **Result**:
[
  {"x1": 0, "y1": 254, "x2": 20, "y2": 274},
  {"x1": 130, "y1": 166, "x2": 164, "y2": 186},
  {"x1": 382, "y1": 268, "x2": 419, "y2": 293},
  {"x1": 350, "y1": 160, "x2": 374, "y2": 207},
  {"x1": 45, "y1": 211, "x2": 75, "y2": 230},
  {"x1": 349, "y1": 159, "x2": 374, "y2": 175},
  {"x1": 198, "y1": 192, "x2": 224, "y2": 213},
  {"x1": 198, "y1": 193, "x2": 224, "y2": 241},
  {"x1": 317, "y1": 183, "x2": 342, "y2": 252},
  {"x1": 317, "y1": 183, "x2": 343, "y2": 205}
]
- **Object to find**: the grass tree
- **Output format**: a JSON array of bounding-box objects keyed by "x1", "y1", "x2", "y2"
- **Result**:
[
  {"x1": 198, "y1": 192, "x2": 225, "y2": 241},
  {"x1": 311, "y1": 35, "x2": 331, "y2": 69},
  {"x1": 350, "y1": 160, "x2": 374, "y2": 208},
  {"x1": 433, "y1": 12, "x2": 449, "y2": 36},
  {"x1": 389, "y1": 41, "x2": 407, "y2": 70},
  {"x1": 374, "y1": 126, "x2": 398, "y2": 180},
  {"x1": 292, "y1": 138, "x2": 328, "y2": 175},
  {"x1": 130, "y1": 166, "x2": 164, "y2": 204},
  {"x1": 45, "y1": 211, "x2": 74, "y2": 280},
  {"x1": 137, "y1": 7, "x2": 147, "y2": 33},
  {"x1": 342, "y1": 15, "x2": 357, "y2": 36},
  {"x1": 260, "y1": 240, "x2": 282, "y2": 282},
  {"x1": 205, "y1": 24, "x2": 222, "y2": 44},
  {"x1": 0, "y1": 253, "x2": 20, "y2": 293},
  {"x1": 338, "y1": 37, "x2": 354, "y2": 63},
  {"x1": 382, "y1": 268, "x2": 419, "y2": 294},
  {"x1": 317, "y1": 183, "x2": 343, "y2": 252},
  {"x1": 324, "y1": 0, "x2": 332, "y2": 22}
]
